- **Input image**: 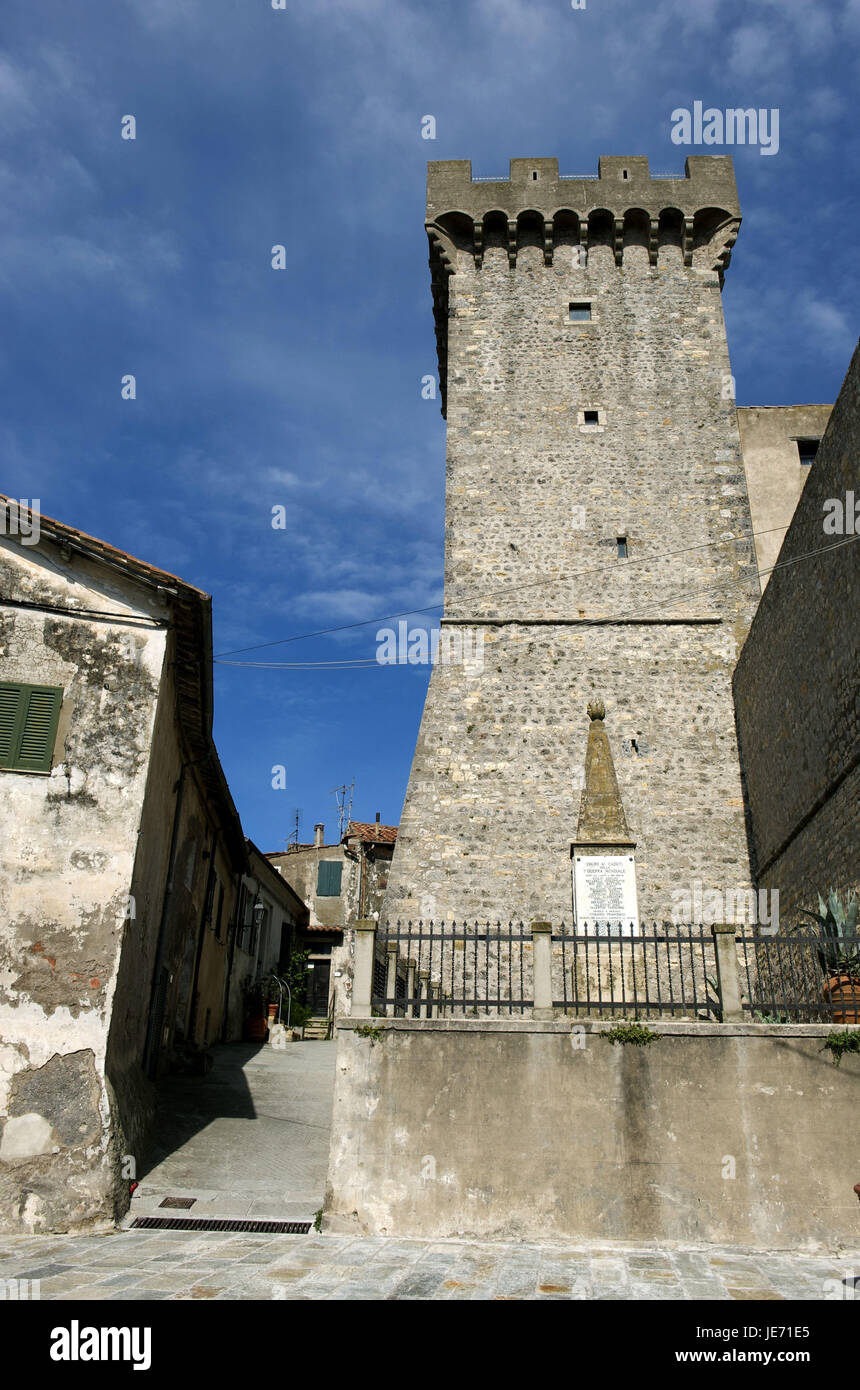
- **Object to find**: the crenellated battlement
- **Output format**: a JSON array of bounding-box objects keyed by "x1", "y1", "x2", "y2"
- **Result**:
[
  {"x1": 427, "y1": 155, "x2": 739, "y2": 229},
  {"x1": 426, "y1": 155, "x2": 741, "y2": 416}
]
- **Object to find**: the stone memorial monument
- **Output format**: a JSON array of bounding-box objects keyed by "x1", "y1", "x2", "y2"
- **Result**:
[{"x1": 571, "y1": 700, "x2": 639, "y2": 934}]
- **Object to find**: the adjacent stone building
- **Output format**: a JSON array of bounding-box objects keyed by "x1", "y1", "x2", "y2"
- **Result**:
[
  {"x1": 0, "y1": 499, "x2": 247, "y2": 1232},
  {"x1": 384, "y1": 156, "x2": 761, "y2": 925},
  {"x1": 223, "y1": 841, "x2": 309, "y2": 1041},
  {"x1": 733, "y1": 342, "x2": 860, "y2": 922},
  {"x1": 737, "y1": 404, "x2": 833, "y2": 590},
  {"x1": 269, "y1": 817, "x2": 397, "y2": 1016}
]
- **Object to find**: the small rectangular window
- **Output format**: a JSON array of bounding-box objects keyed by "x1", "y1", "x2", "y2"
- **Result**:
[
  {"x1": 617, "y1": 536, "x2": 629, "y2": 559},
  {"x1": 0, "y1": 682, "x2": 63, "y2": 773},
  {"x1": 316, "y1": 860, "x2": 343, "y2": 897},
  {"x1": 203, "y1": 862, "x2": 217, "y2": 924},
  {"x1": 796, "y1": 438, "x2": 819, "y2": 466},
  {"x1": 584, "y1": 409, "x2": 599, "y2": 425},
  {"x1": 569, "y1": 302, "x2": 591, "y2": 321}
]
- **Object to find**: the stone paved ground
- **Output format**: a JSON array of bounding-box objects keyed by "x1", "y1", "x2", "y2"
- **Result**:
[{"x1": 0, "y1": 1229, "x2": 858, "y2": 1301}]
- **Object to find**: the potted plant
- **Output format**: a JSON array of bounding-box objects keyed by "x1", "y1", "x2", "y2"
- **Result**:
[
  {"x1": 242, "y1": 980, "x2": 268, "y2": 1041},
  {"x1": 796, "y1": 889, "x2": 860, "y2": 1024}
]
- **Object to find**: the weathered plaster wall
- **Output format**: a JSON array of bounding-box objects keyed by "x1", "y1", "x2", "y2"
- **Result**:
[
  {"x1": 326, "y1": 1019, "x2": 860, "y2": 1250},
  {"x1": 0, "y1": 538, "x2": 166, "y2": 1231},
  {"x1": 183, "y1": 839, "x2": 235, "y2": 1049},
  {"x1": 737, "y1": 404, "x2": 833, "y2": 590},
  {"x1": 102, "y1": 655, "x2": 182, "y2": 1172},
  {"x1": 271, "y1": 844, "x2": 356, "y2": 929},
  {"x1": 733, "y1": 343, "x2": 860, "y2": 923}
]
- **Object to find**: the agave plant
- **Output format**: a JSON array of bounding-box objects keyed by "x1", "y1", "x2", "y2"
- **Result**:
[{"x1": 796, "y1": 889, "x2": 860, "y2": 980}]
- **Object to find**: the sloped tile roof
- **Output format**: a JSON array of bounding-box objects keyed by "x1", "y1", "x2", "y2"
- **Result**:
[{"x1": 345, "y1": 821, "x2": 398, "y2": 844}]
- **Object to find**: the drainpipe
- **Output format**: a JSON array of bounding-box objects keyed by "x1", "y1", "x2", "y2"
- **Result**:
[
  {"x1": 143, "y1": 762, "x2": 190, "y2": 1076},
  {"x1": 220, "y1": 872, "x2": 241, "y2": 1042},
  {"x1": 187, "y1": 832, "x2": 217, "y2": 1044}
]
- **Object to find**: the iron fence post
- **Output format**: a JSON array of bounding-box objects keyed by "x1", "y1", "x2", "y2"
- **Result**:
[
  {"x1": 712, "y1": 923, "x2": 744, "y2": 1021},
  {"x1": 352, "y1": 919, "x2": 377, "y2": 1019}
]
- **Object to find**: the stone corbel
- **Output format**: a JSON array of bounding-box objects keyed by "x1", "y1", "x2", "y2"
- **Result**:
[
  {"x1": 683, "y1": 215, "x2": 694, "y2": 266},
  {"x1": 578, "y1": 217, "x2": 588, "y2": 266},
  {"x1": 543, "y1": 218, "x2": 553, "y2": 266},
  {"x1": 648, "y1": 217, "x2": 659, "y2": 267},
  {"x1": 714, "y1": 217, "x2": 740, "y2": 272}
]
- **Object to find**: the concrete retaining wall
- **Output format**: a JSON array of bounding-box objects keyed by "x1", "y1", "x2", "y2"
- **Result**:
[{"x1": 325, "y1": 1019, "x2": 860, "y2": 1250}]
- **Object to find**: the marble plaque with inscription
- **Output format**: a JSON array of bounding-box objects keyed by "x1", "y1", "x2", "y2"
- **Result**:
[{"x1": 573, "y1": 854, "x2": 639, "y2": 935}]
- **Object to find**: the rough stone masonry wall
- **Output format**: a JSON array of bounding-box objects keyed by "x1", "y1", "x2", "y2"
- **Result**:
[
  {"x1": 385, "y1": 161, "x2": 760, "y2": 924},
  {"x1": 733, "y1": 341, "x2": 860, "y2": 924},
  {"x1": 325, "y1": 1019, "x2": 860, "y2": 1249},
  {"x1": 0, "y1": 539, "x2": 166, "y2": 1232}
]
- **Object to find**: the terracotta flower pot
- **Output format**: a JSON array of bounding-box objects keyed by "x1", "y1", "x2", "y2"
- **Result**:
[
  {"x1": 824, "y1": 974, "x2": 860, "y2": 1025},
  {"x1": 244, "y1": 1013, "x2": 268, "y2": 1042}
]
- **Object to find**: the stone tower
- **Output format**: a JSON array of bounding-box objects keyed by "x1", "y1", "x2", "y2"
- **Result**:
[{"x1": 384, "y1": 156, "x2": 760, "y2": 924}]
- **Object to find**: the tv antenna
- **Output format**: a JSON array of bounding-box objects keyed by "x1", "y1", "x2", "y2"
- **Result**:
[
  {"x1": 331, "y1": 781, "x2": 354, "y2": 840},
  {"x1": 287, "y1": 808, "x2": 302, "y2": 849}
]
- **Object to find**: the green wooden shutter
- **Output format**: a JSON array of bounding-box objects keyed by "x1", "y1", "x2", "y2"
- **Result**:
[
  {"x1": 316, "y1": 860, "x2": 342, "y2": 896},
  {"x1": 0, "y1": 682, "x2": 63, "y2": 772},
  {"x1": 0, "y1": 685, "x2": 20, "y2": 766}
]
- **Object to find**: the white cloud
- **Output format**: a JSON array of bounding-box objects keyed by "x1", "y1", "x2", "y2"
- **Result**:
[{"x1": 802, "y1": 296, "x2": 855, "y2": 354}]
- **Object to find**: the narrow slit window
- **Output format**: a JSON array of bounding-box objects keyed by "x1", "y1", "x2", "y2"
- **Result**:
[
  {"x1": 569, "y1": 302, "x2": 591, "y2": 321},
  {"x1": 584, "y1": 409, "x2": 599, "y2": 425},
  {"x1": 617, "y1": 536, "x2": 629, "y2": 559},
  {"x1": 796, "y1": 438, "x2": 819, "y2": 466}
]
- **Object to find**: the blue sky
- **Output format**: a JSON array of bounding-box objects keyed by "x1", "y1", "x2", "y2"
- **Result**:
[{"x1": 2, "y1": 0, "x2": 858, "y2": 851}]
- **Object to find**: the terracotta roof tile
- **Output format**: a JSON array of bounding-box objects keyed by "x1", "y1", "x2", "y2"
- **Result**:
[{"x1": 345, "y1": 821, "x2": 398, "y2": 844}]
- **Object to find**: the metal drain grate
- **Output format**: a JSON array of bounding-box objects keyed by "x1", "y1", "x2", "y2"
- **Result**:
[
  {"x1": 131, "y1": 1216, "x2": 312, "y2": 1234},
  {"x1": 159, "y1": 1196, "x2": 196, "y2": 1209}
]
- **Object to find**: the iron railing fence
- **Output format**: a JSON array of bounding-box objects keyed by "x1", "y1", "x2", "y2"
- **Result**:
[
  {"x1": 552, "y1": 924, "x2": 720, "y2": 1019},
  {"x1": 373, "y1": 921, "x2": 533, "y2": 1017},
  {"x1": 369, "y1": 923, "x2": 860, "y2": 1023},
  {"x1": 736, "y1": 931, "x2": 860, "y2": 1023},
  {"x1": 373, "y1": 922, "x2": 722, "y2": 1020}
]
